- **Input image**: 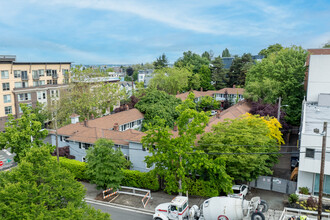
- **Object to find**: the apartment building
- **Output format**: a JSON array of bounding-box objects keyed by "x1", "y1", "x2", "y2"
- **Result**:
[
  {"x1": 0, "y1": 55, "x2": 71, "y2": 131},
  {"x1": 297, "y1": 49, "x2": 330, "y2": 195}
]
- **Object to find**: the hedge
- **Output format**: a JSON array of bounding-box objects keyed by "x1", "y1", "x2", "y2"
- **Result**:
[
  {"x1": 51, "y1": 156, "x2": 88, "y2": 180},
  {"x1": 121, "y1": 170, "x2": 160, "y2": 191},
  {"x1": 186, "y1": 178, "x2": 219, "y2": 197}
]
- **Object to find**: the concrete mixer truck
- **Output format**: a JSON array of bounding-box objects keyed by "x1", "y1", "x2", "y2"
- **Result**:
[{"x1": 153, "y1": 196, "x2": 268, "y2": 220}]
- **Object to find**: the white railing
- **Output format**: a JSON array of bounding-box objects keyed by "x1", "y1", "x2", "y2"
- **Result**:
[{"x1": 279, "y1": 207, "x2": 330, "y2": 220}]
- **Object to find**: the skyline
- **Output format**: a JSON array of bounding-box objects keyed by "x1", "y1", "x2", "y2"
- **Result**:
[{"x1": 0, "y1": 0, "x2": 329, "y2": 64}]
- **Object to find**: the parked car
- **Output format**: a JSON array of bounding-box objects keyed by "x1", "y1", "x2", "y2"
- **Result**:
[
  {"x1": 210, "y1": 110, "x2": 217, "y2": 116},
  {"x1": 229, "y1": 184, "x2": 249, "y2": 199}
]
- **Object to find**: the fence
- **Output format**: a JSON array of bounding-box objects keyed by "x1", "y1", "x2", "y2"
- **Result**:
[
  {"x1": 249, "y1": 176, "x2": 297, "y2": 194},
  {"x1": 279, "y1": 207, "x2": 330, "y2": 220}
]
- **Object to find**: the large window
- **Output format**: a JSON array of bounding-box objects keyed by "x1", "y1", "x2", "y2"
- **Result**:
[
  {"x1": 306, "y1": 148, "x2": 315, "y2": 158},
  {"x1": 46, "y1": 69, "x2": 52, "y2": 76},
  {"x1": 3, "y1": 95, "x2": 11, "y2": 103},
  {"x1": 15, "y1": 82, "x2": 22, "y2": 88},
  {"x1": 21, "y1": 71, "x2": 28, "y2": 80},
  {"x1": 37, "y1": 91, "x2": 46, "y2": 101},
  {"x1": 32, "y1": 70, "x2": 39, "y2": 79},
  {"x1": 51, "y1": 90, "x2": 59, "y2": 98},
  {"x1": 2, "y1": 83, "x2": 10, "y2": 91},
  {"x1": 1, "y1": 70, "x2": 9, "y2": 79},
  {"x1": 14, "y1": 70, "x2": 21, "y2": 78},
  {"x1": 47, "y1": 80, "x2": 52, "y2": 84},
  {"x1": 4, "y1": 106, "x2": 12, "y2": 115},
  {"x1": 38, "y1": 69, "x2": 44, "y2": 76},
  {"x1": 18, "y1": 93, "x2": 31, "y2": 101}
]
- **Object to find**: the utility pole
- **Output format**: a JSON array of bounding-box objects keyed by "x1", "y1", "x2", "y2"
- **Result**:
[
  {"x1": 277, "y1": 97, "x2": 282, "y2": 121},
  {"x1": 55, "y1": 113, "x2": 59, "y2": 163},
  {"x1": 178, "y1": 155, "x2": 182, "y2": 196},
  {"x1": 318, "y1": 122, "x2": 327, "y2": 220}
]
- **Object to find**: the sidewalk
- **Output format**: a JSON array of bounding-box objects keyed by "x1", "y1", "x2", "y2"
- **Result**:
[{"x1": 82, "y1": 181, "x2": 284, "y2": 219}]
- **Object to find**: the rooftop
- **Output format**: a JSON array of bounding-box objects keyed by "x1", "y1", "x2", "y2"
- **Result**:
[{"x1": 176, "y1": 88, "x2": 245, "y2": 101}]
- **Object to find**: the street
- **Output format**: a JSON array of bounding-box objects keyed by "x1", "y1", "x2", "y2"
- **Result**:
[{"x1": 86, "y1": 200, "x2": 153, "y2": 220}]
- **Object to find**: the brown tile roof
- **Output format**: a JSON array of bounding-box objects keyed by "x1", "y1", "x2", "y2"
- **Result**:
[{"x1": 176, "y1": 88, "x2": 245, "y2": 101}]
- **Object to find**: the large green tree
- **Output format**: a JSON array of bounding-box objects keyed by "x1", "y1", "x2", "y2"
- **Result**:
[
  {"x1": 199, "y1": 114, "x2": 283, "y2": 182},
  {"x1": 153, "y1": 53, "x2": 169, "y2": 69},
  {"x1": 201, "y1": 50, "x2": 213, "y2": 61},
  {"x1": 198, "y1": 65, "x2": 214, "y2": 91},
  {"x1": 211, "y1": 56, "x2": 228, "y2": 89},
  {"x1": 0, "y1": 104, "x2": 48, "y2": 162},
  {"x1": 142, "y1": 93, "x2": 232, "y2": 194},
  {"x1": 258, "y1": 43, "x2": 283, "y2": 58},
  {"x1": 222, "y1": 48, "x2": 231, "y2": 57},
  {"x1": 174, "y1": 51, "x2": 210, "y2": 73},
  {"x1": 228, "y1": 53, "x2": 254, "y2": 87},
  {"x1": 86, "y1": 139, "x2": 126, "y2": 190},
  {"x1": 135, "y1": 90, "x2": 182, "y2": 130},
  {"x1": 244, "y1": 46, "x2": 308, "y2": 125},
  {"x1": 149, "y1": 67, "x2": 193, "y2": 94},
  {"x1": 0, "y1": 146, "x2": 110, "y2": 220},
  {"x1": 197, "y1": 96, "x2": 219, "y2": 112}
]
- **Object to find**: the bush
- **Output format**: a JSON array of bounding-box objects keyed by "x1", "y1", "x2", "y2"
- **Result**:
[
  {"x1": 306, "y1": 196, "x2": 317, "y2": 208},
  {"x1": 186, "y1": 179, "x2": 219, "y2": 197},
  {"x1": 121, "y1": 170, "x2": 160, "y2": 191},
  {"x1": 52, "y1": 156, "x2": 89, "y2": 180},
  {"x1": 299, "y1": 187, "x2": 310, "y2": 195},
  {"x1": 288, "y1": 193, "x2": 299, "y2": 204}
]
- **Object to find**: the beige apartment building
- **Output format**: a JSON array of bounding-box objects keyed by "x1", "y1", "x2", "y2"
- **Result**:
[{"x1": 0, "y1": 55, "x2": 71, "y2": 131}]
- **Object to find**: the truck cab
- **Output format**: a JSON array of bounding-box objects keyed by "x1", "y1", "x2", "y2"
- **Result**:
[{"x1": 153, "y1": 196, "x2": 189, "y2": 220}]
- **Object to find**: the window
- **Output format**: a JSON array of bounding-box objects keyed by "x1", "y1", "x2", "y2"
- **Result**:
[
  {"x1": 18, "y1": 93, "x2": 31, "y2": 101},
  {"x1": 2, "y1": 83, "x2": 10, "y2": 91},
  {"x1": 21, "y1": 71, "x2": 28, "y2": 80},
  {"x1": 33, "y1": 81, "x2": 39, "y2": 87},
  {"x1": 5, "y1": 106, "x2": 12, "y2": 115},
  {"x1": 37, "y1": 91, "x2": 46, "y2": 100},
  {"x1": 47, "y1": 80, "x2": 52, "y2": 85},
  {"x1": 79, "y1": 142, "x2": 82, "y2": 149},
  {"x1": 38, "y1": 69, "x2": 44, "y2": 76},
  {"x1": 137, "y1": 119, "x2": 142, "y2": 125},
  {"x1": 15, "y1": 82, "x2": 22, "y2": 88},
  {"x1": 82, "y1": 157, "x2": 86, "y2": 162},
  {"x1": 1, "y1": 70, "x2": 9, "y2": 79},
  {"x1": 14, "y1": 70, "x2": 21, "y2": 78},
  {"x1": 51, "y1": 90, "x2": 59, "y2": 98},
  {"x1": 46, "y1": 69, "x2": 52, "y2": 76},
  {"x1": 22, "y1": 81, "x2": 28, "y2": 88},
  {"x1": 62, "y1": 69, "x2": 69, "y2": 75},
  {"x1": 53, "y1": 79, "x2": 58, "y2": 84},
  {"x1": 52, "y1": 70, "x2": 57, "y2": 78},
  {"x1": 306, "y1": 148, "x2": 315, "y2": 158},
  {"x1": 3, "y1": 95, "x2": 11, "y2": 103},
  {"x1": 32, "y1": 70, "x2": 39, "y2": 79},
  {"x1": 60, "y1": 136, "x2": 63, "y2": 141}
]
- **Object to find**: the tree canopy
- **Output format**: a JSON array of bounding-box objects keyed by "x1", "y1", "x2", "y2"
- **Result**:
[
  {"x1": 211, "y1": 56, "x2": 228, "y2": 89},
  {"x1": 244, "y1": 46, "x2": 308, "y2": 125},
  {"x1": 222, "y1": 48, "x2": 231, "y2": 57},
  {"x1": 198, "y1": 65, "x2": 214, "y2": 91},
  {"x1": 0, "y1": 146, "x2": 110, "y2": 220},
  {"x1": 0, "y1": 104, "x2": 48, "y2": 162},
  {"x1": 174, "y1": 51, "x2": 210, "y2": 73},
  {"x1": 258, "y1": 43, "x2": 283, "y2": 57},
  {"x1": 135, "y1": 89, "x2": 182, "y2": 130},
  {"x1": 86, "y1": 139, "x2": 126, "y2": 190},
  {"x1": 228, "y1": 53, "x2": 254, "y2": 87},
  {"x1": 153, "y1": 53, "x2": 169, "y2": 69},
  {"x1": 142, "y1": 93, "x2": 232, "y2": 194},
  {"x1": 199, "y1": 113, "x2": 283, "y2": 182}
]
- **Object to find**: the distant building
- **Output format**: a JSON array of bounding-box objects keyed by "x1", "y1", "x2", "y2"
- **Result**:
[
  {"x1": 297, "y1": 48, "x2": 330, "y2": 195},
  {"x1": 119, "y1": 81, "x2": 136, "y2": 96},
  {"x1": 138, "y1": 69, "x2": 154, "y2": 87},
  {"x1": 221, "y1": 55, "x2": 265, "y2": 69},
  {"x1": 0, "y1": 55, "x2": 71, "y2": 131}
]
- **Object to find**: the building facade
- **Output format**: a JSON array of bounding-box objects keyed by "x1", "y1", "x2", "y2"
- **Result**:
[
  {"x1": 0, "y1": 55, "x2": 71, "y2": 131},
  {"x1": 297, "y1": 49, "x2": 330, "y2": 195}
]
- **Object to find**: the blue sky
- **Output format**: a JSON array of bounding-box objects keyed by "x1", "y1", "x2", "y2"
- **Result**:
[{"x1": 0, "y1": 0, "x2": 329, "y2": 64}]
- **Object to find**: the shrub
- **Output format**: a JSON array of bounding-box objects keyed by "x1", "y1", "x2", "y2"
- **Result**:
[
  {"x1": 299, "y1": 187, "x2": 310, "y2": 195},
  {"x1": 121, "y1": 170, "x2": 160, "y2": 191},
  {"x1": 186, "y1": 179, "x2": 219, "y2": 197},
  {"x1": 306, "y1": 196, "x2": 318, "y2": 208},
  {"x1": 288, "y1": 193, "x2": 299, "y2": 204},
  {"x1": 52, "y1": 156, "x2": 89, "y2": 180}
]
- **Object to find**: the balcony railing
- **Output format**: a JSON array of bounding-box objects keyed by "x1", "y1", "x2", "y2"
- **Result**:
[
  {"x1": 32, "y1": 74, "x2": 39, "y2": 80},
  {"x1": 21, "y1": 75, "x2": 29, "y2": 80}
]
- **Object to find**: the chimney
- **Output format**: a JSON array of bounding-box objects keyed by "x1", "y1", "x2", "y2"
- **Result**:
[
  {"x1": 200, "y1": 87, "x2": 203, "y2": 92},
  {"x1": 113, "y1": 123, "x2": 119, "y2": 131},
  {"x1": 91, "y1": 114, "x2": 94, "y2": 120},
  {"x1": 70, "y1": 114, "x2": 80, "y2": 124},
  {"x1": 84, "y1": 118, "x2": 88, "y2": 127},
  {"x1": 233, "y1": 85, "x2": 236, "y2": 88},
  {"x1": 216, "y1": 110, "x2": 221, "y2": 119},
  {"x1": 173, "y1": 123, "x2": 178, "y2": 131},
  {"x1": 125, "y1": 104, "x2": 129, "y2": 111}
]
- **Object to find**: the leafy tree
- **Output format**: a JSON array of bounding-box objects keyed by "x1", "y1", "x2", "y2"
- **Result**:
[
  {"x1": 29, "y1": 102, "x2": 48, "y2": 128},
  {"x1": 197, "y1": 96, "x2": 219, "y2": 112},
  {"x1": 222, "y1": 48, "x2": 231, "y2": 57},
  {"x1": 0, "y1": 146, "x2": 110, "y2": 219},
  {"x1": 198, "y1": 65, "x2": 214, "y2": 91},
  {"x1": 86, "y1": 139, "x2": 126, "y2": 190},
  {"x1": 199, "y1": 114, "x2": 283, "y2": 182},
  {"x1": 201, "y1": 50, "x2": 214, "y2": 61},
  {"x1": 149, "y1": 67, "x2": 193, "y2": 94},
  {"x1": 153, "y1": 53, "x2": 169, "y2": 69},
  {"x1": 143, "y1": 93, "x2": 232, "y2": 194},
  {"x1": 245, "y1": 46, "x2": 308, "y2": 125},
  {"x1": 211, "y1": 56, "x2": 228, "y2": 89},
  {"x1": 258, "y1": 43, "x2": 283, "y2": 57},
  {"x1": 228, "y1": 53, "x2": 254, "y2": 87},
  {"x1": 126, "y1": 67, "x2": 134, "y2": 76},
  {"x1": 323, "y1": 41, "x2": 330, "y2": 48},
  {"x1": 188, "y1": 73, "x2": 201, "y2": 91},
  {"x1": 124, "y1": 75, "x2": 132, "y2": 81},
  {"x1": 0, "y1": 104, "x2": 48, "y2": 162},
  {"x1": 135, "y1": 89, "x2": 182, "y2": 130},
  {"x1": 174, "y1": 51, "x2": 210, "y2": 73}
]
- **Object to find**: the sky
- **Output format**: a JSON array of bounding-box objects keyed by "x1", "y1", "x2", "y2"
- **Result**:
[{"x1": 0, "y1": 0, "x2": 329, "y2": 64}]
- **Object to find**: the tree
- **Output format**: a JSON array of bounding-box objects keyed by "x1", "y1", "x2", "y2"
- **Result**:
[
  {"x1": 199, "y1": 113, "x2": 283, "y2": 182},
  {"x1": 30, "y1": 102, "x2": 48, "y2": 128},
  {"x1": 222, "y1": 48, "x2": 231, "y2": 57},
  {"x1": 0, "y1": 104, "x2": 48, "y2": 162},
  {"x1": 323, "y1": 41, "x2": 330, "y2": 48},
  {"x1": 211, "y1": 56, "x2": 228, "y2": 89},
  {"x1": 126, "y1": 67, "x2": 134, "y2": 76},
  {"x1": 135, "y1": 89, "x2": 182, "y2": 130},
  {"x1": 198, "y1": 65, "x2": 214, "y2": 91},
  {"x1": 153, "y1": 53, "x2": 169, "y2": 69},
  {"x1": 258, "y1": 43, "x2": 283, "y2": 57},
  {"x1": 245, "y1": 46, "x2": 308, "y2": 125},
  {"x1": 201, "y1": 50, "x2": 214, "y2": 61},
  {"x1": 0, "y1": 146, "x2": 110, "y2": 219},
  {"x1": 174, "y1": 51, "x2": 210, "y2": 73},
  {"x1": 142, "y1": 93, "x2": 232, "y2": 194},
  {"x1": 197, "y1": 96, "x2": 219, "y2": 112},
  {"x1": 227, "y1": 53, "x2": 254, "y2": 87},
  {"x1": 149, "y1": 67, "x2": 193, "y2": 94},
  {"x1": 86, "y1": 139, "x2": 126, "y2": 190}
]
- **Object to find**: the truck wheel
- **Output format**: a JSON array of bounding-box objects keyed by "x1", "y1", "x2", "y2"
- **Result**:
[
  {"x1": 258, "y1": 200, "x2": 269, "y2": 213},
  {"x1": 154, "y1": 218, "x2": 162, "y2": 220},
  {"x1": 251, "y1": 212, "x2": 265, "y2": 220}
]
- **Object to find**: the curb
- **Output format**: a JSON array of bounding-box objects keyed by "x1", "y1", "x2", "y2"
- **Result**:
[{"x1": 84, "y1": 198, "x2": 154, "y2": 215}]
